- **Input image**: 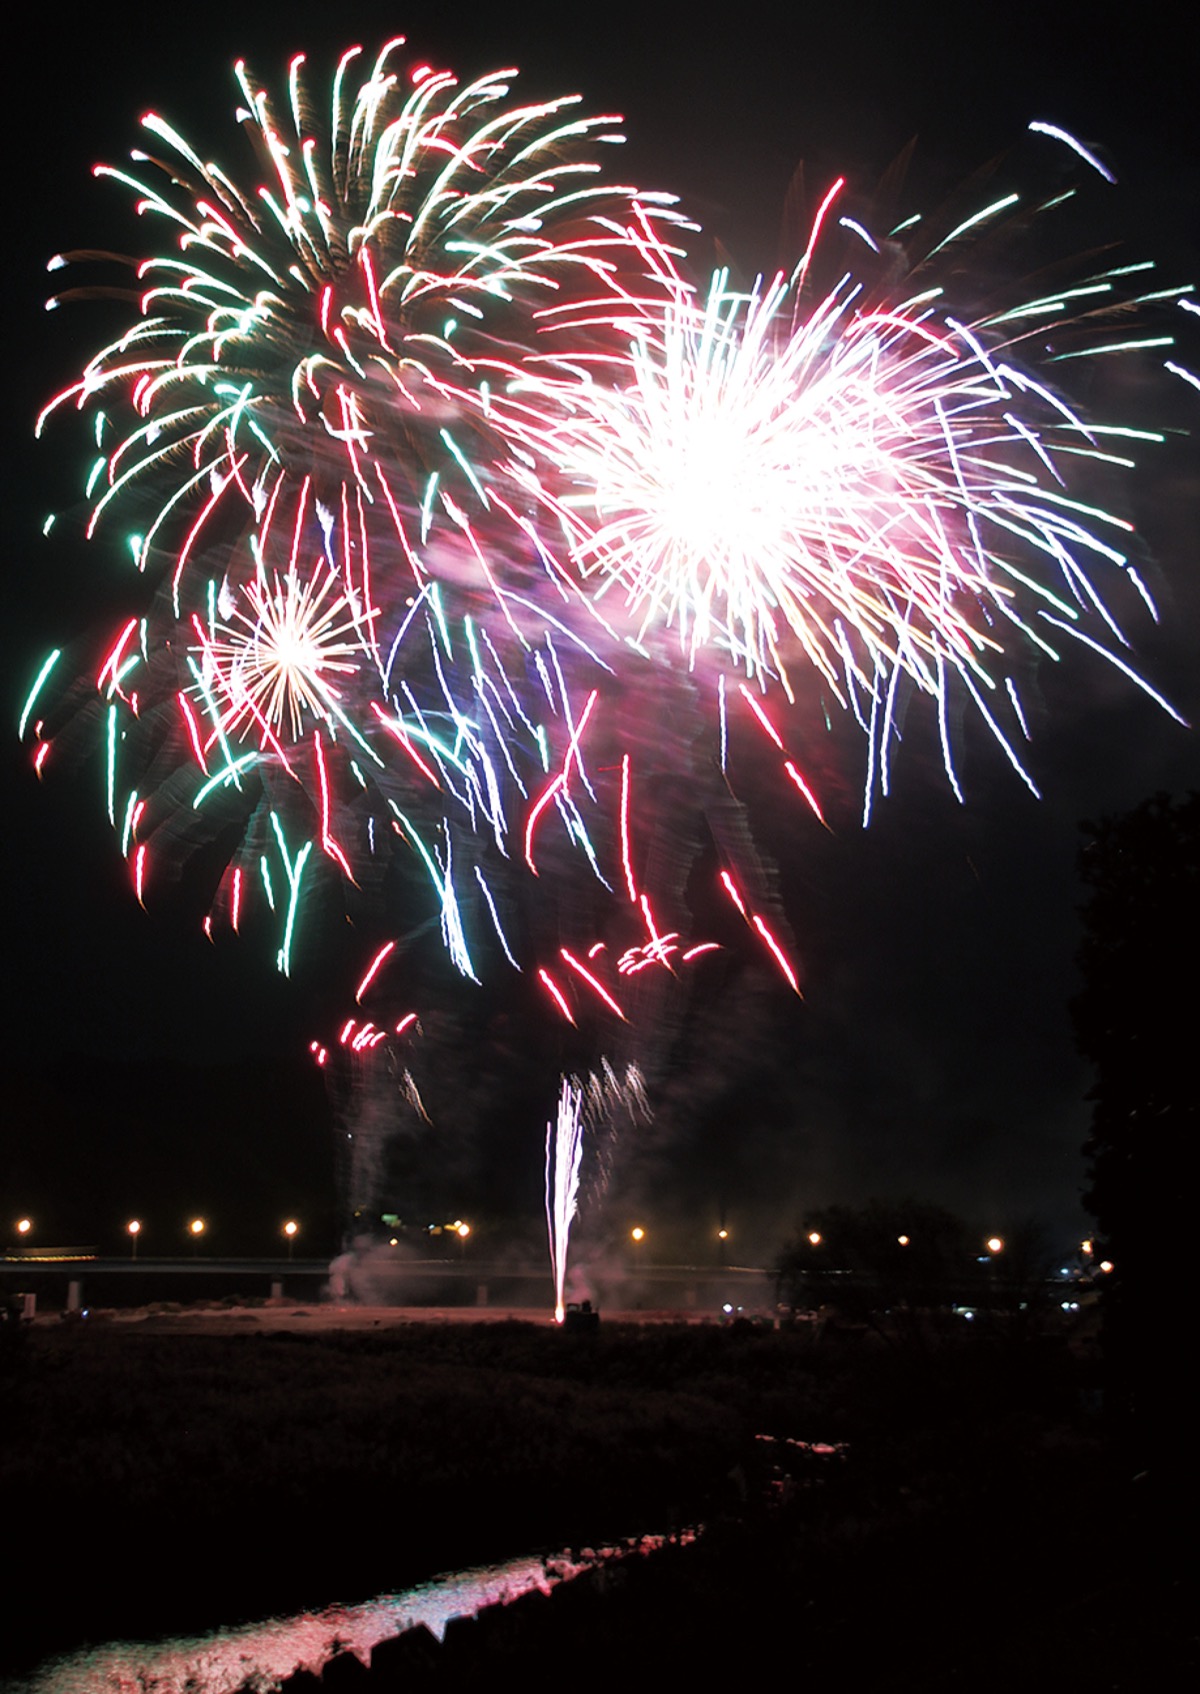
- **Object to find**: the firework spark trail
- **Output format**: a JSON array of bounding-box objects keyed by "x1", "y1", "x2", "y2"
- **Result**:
[
  {"x1": 20, "y1": 64, "x2": 1194, "y2": 1232},
  {"x1": 38, "y1": 40, "x2": 687, "y2": 596},
  {"x1": 542, "y1": 1060, "x2": 651, "y2": 1321},
  {"x1": 28, "y1": 54, "x2": 1189, "y2": 1007},
  {"x1": 26, "y1": 39, "x2": 700, "y2": 996},
  {"x1": 545, "y1": 1077, "x2": 585, "y2": 1323},
  {"x1": 195, "y1": 558, "x2": 372, "y2": 750},
  {"x1": 489, "y1": 174, "x2": 1192, "y2": 812}
]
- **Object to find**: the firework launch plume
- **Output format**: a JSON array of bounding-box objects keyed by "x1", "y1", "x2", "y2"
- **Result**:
[
  {"x1": 543, "y1": 1061, "x2": 649, "y2": 1321},
  {"x1": 545, "y1": 1076, "x2": 585, "y2": 1323}
]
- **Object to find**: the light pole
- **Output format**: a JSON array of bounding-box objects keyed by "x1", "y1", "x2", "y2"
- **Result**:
[
  {"x1": 127, "y1": 1219, "x2": 141, "y2": 1261},
  {"x1": 283, "y1": 1219, "x2": 298, "y2": 1261},
  {"x1": 189, "y1": 1217, "x2": 205, "y2": 1256}
]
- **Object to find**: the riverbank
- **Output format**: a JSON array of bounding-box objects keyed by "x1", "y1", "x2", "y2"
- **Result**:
[{"x1": 2, "y1": 1311, "x2": 1188, "y2": 1687}]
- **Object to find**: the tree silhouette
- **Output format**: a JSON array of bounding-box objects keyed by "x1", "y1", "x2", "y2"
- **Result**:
[{"x1": 1073, "y1": 792, "x2": 1199, "y2": 1477}]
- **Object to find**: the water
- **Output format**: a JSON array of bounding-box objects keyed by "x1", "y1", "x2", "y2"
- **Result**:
[{"x1": 7, "y1": 1534, "x2": 686, "y2": 1694}]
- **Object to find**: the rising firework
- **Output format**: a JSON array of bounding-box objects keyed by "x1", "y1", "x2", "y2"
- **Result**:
[
  {"x1": 543, "y1": 1061, "x2": 649, "y2": 1321},
  {"x1": 545, "y1": 1076, "x2": 585, "y2": 1322}
]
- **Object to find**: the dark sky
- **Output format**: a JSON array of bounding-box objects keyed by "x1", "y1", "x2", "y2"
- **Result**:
[{"x1": 4, "y1": 2, "x2": 1197, "y2": 1259}]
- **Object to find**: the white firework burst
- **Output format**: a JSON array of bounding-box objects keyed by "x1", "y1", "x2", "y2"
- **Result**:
[{"x1": 201, "y1": 561, "x2": 374, "y2": 745}]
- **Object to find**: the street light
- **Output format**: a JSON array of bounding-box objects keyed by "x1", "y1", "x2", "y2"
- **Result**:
[
  {"x1": 16, "y1": 1218, "x2": 32, "y2": 1243},
  {"x1": 189, "y1": 1217, "x2": 205, "y2": 1256},
  {"x1": 807, "y1": 1230, "x2": 822, "y2": 1247},
  {"x1": 283, "y1": 1219, "x2": 299, "y2": 1261},
  {"x1": 986, "y1": 1236, "x2": 1004, "y2": 1255},
  {"x1": 127, "y1": 1219, "x2": 141, "y2": 1261}
]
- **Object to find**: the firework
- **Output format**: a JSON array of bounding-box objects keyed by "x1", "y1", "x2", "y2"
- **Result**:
[
  {"x1": 199, "y1": 558, "x2": 371, "y2": 746},
  {"x1": 491, "y1": 150, "x2": 1192, "y2": 815},
  {"x1": 542, "y1": 1061, "x2": 649, "y2": 1321},
  {"x1": 25, "y1": 39, "x2": 697, "y2": 992},
  {"x1": 23, "y1": 71, "x2": 1194, "y2": 1250},
  {"x1": 545, "y1": 1077, "x2": 585, "y2": 1322},
  {"x1": 38, "y1": 39, "x2": 685, "y2": 592}
]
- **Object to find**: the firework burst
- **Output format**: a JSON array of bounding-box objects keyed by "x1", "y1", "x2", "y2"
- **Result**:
[
  {"x1": 22, "y1": 78, "x2": 1192, "y2": 1066},
  {"x1": 25, "y1": 39, "x2": 696, "y2": 989},
  {"x1": 37, "y1": 38, "x2": 685, "y2": 602},
  {"x1": 197, "y1": 558, "x2": 372, "y2": 747},
  {"x1": 493, "y1": 167, "x2": 1192, "y2": 807}
]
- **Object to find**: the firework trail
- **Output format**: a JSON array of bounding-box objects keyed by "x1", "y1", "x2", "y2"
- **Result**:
[
  {"x1": 490, "y1": 143, "x2": 1193, "y2": 820},
  {"x1": 38, "y1": 38, "x2": 684, "y2": 589},
  {"x1": 28, "y1": 46, "x2": 1186, "y2": 1019},
  {"x1": 545, "y1": 1077, "x2": 584, "y2": 1322},
  {"x1": 544, "y1": 1061, "x2": 649, "y2": 1320},
  {"x1": 21, "y1": 57, "x2": 1194, "y2": 1244},
  {"x1": 22, "y1": 38, "x2": 725, "y2": 1246},
  {"x1": 24, "y1": 39, "x2": 694, "y2": 997}
]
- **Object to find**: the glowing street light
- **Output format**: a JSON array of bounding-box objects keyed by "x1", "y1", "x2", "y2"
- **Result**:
[
  {"x1": 897, "y1": 1235, "x2": 910, "y2": 1246},
  {"x1": 630, "y1": 1226, "x2": 645, "y2": 1244},
  {"x1": 986, "y1": 1236, "x2": 1004, "y2": 1255},
  {"x1": 127, "y1": 1219, "x2": 141, "y2": 1261},
  {"x1": 807, "y1": 1231, "x2": 822, "y2": 1247},
  {"x1": 189, "y1": 1217, "x2": 206, "y2": 1255},
  {"x1": 283, "y1": 1219, "x2": 299, "y2": 1261}
]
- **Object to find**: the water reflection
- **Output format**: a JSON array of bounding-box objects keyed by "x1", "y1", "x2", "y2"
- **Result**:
[{"x1": 13, "y1": 1536, "x2": 679, "y2": 1694}]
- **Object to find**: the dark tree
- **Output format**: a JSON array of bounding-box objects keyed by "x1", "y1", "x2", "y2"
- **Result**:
[{"x1": 1073, "y1": 792, "x2": 1199, "y2": 1476}]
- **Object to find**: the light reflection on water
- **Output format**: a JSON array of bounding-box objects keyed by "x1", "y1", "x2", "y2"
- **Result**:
[{"x1": 11, "y1": 1536, "x2": 679, "y2": 1694}]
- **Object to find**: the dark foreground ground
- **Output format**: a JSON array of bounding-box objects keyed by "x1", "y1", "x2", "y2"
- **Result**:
[{"x1": 1, "y1": 1309, "x2": 1194, "y2": 1688}]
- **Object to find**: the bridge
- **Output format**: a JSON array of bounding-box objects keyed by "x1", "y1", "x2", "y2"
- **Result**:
[{"x1": 0, "y1": 1252, "x2": 776, "y2": 1320}]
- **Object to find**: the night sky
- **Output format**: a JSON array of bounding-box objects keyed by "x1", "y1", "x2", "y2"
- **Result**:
[{"x1": 4, "y1": 2, "x2": 1197, "y2": 1263}]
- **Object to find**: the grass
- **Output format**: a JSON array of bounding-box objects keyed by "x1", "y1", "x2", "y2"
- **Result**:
[{"x1": 1, "y1": 1314, "x2": 1180, "y2": 1685}]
